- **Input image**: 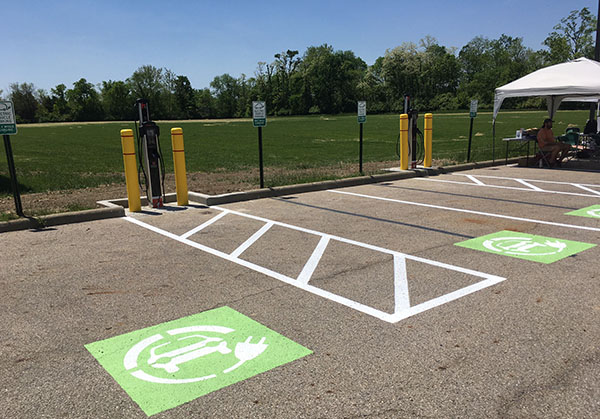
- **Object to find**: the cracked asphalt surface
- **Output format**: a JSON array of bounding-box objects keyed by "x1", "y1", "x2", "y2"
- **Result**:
[{"x1": 1, "y1": 165, "x2": 599, "y2": 418}]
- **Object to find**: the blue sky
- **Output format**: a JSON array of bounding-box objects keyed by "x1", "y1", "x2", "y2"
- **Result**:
[{"x1": 1, "y1": 0, "x2": 597, "y2": 94}]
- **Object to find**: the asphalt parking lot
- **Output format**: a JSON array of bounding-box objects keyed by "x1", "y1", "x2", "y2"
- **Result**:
[{"x1": 2, "y1": 165, "x2": 599, "y2": 418}]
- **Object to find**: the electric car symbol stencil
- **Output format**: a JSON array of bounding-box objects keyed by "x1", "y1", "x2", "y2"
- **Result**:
[{"x1": 124, "y1": 326, "x2": 269, "y2": 384}]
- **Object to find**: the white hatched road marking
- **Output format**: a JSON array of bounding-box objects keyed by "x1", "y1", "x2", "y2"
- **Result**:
[
  {"x1": 329, "y1": 189, "x2": 600, "y2": 232},
  {"x1": 297, "y1": 236, "x2": 330, "y2": 285},
  {"x1": 465, "y1": 175, "x2": 485, "y2": 185},
  {"x1": 126, "y1": 205, "x2": 505, "y2": 323},
  {"x1": 417, "y1": 177, "x2": 600, "y2": 199},
  {"x1": 393, "y1": 255, "x2": 410, "y2": 314},
  {"x1": 230, "y1": 222, "x2": 273, "y2": 258},
  {"x1": 180, "y1": 211, "x2": 228, "y2": 239},
  {"x1": 514, "y1": 179, "x2": 544, "y2": 191},
  {"x1": 572, "y1": 183, "x2": 600, "y2": 196},
  {"x1": 453, "y1": 173, "x2": 600, "y2": 188}
]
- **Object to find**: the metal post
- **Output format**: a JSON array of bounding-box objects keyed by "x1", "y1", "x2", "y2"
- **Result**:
[
  {"x1": 492, "y1": 121, "x2": 496, "y2": 162},
  {"x1": 3, "y1": 134, "x2": 24, "y2": 216},
  {"x1": 467, "y1": 117, "x2": 474, "y2": 162},
  {"x1": 258, "y1": 126, "x2": 264, "y2": 188},
  {"x1": 359, "y1": 123, "x2": 363, "y2": 174},
  {"x1": 591, "y1": 0, "x2": 600, "y2": 122}
]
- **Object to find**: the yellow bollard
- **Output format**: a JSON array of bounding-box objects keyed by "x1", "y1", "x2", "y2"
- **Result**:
[
  {"x1": 120, "y1": 129, "x2": 141, "y2": 212},
  {"x1": 424, "y1": 113, "x2": 433, "y2": 167},
  {"x1": 121, "y1": 129, "x2": 142, "y2": 212},
  {"x1": 171, "y1": 127, "x2": 189, "y2": 206},
  {"x1": 400, "y1": 114, "x2": 409, "y2": 170}
]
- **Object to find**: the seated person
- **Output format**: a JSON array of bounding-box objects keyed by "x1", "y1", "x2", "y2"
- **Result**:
[
  {"x1": 537, "y1": 118, "x2": 571, "y2": 167},
  {"x1": 584, "y1": 118, "x2": 597, "y2": 135}
]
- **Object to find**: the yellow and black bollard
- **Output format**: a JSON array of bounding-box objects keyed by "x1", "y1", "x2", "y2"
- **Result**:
[
  {"x1": 171, "y1": 127, "x2": 189, "y2": 206},
  {"x1": 424, "y1": 113, "x2": 433, "y2": 168},
  {"x1": 120, "y1": 129, "x2": 141, "y2": 212},
  {"x1": 399, "y1": 114, "x2": 409, "y2": 170}
]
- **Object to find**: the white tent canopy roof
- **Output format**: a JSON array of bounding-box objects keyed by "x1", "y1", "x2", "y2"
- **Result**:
[{"x1": 493, "y1": 57, "x2": 600, "y2": 120}]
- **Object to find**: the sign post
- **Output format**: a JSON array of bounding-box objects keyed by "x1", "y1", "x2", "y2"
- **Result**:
[
  {"x1": 0, "y1": 101, "x2": 23, "y2": 216},
  {"x1": 357, "y1": 101, "x2": 366, "y2": 174},
  {"x1": 467, "y1": 100, "x2": 478, "y2": 162},
  {"x1": 252, "y1": 101, "x2": 266, "y2": 188}
]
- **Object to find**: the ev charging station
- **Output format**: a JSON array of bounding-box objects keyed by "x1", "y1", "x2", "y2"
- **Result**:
[
  {"x1": 135, "y1": 99, "x2": 165, "y2": 208},
  {"x1": 404, "y1": 95, "x2": 420, "y2": 169}
]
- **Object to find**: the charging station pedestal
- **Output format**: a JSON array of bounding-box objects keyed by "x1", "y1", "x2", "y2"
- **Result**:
[
  {"x1": 136, "y1": 99, "x2": 164, "y2": 208},
  {"x1": 404, "y1": 95, "x2": 419, "y2": 169}
]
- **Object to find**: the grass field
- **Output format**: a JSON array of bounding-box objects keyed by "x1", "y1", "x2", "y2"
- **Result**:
[{"x1": 0, "y1": 110, "x2": 592, "y2": 197}]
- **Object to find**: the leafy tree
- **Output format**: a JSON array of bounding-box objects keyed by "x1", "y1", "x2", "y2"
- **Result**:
[
  {"x1": 254, "y1": 62, "x2": 275, "y2": 113},
  {"x1": 543, "y1": 7, "x2": 597, "y2": 63},
  {"x1": 195, "y1": 88, "x2": 215, "y2": 118},
  {"x1": 357, "y1": 57, "x2": 387, "y2": 112},
  {"x1": 101, "y1": 80, "x2": 133, "y2": 120},
  {"x1": 9, "y1": 82, "x2": 38, "y2": 123},
  {"x1": 380, "y1": 42, "x2": 422, "y2": 111},
  {"x1": 66, "y1": 78, "x2": 104, "y2": 121},
  {"x1": 458, "y1": 35, "x2": 536, "y2": 108},
  {"x1": 210, "y1": 73, "x2": 241, "y2": 118},
  {"x1": 128, "y1": 65, "x2": 167, "y2": 119},
  {"x1": 300, "y1": 44, "x2": 366, "y2": 114},
  {"x1": 173, "y1": 75, "x2": 196, "y2": 119},
  {"x1": 51, "y1": 84, "x2": 69, "y2": 120},
  {"x1": 272, "y1": 50, "x2": 300, "y2": 114}
]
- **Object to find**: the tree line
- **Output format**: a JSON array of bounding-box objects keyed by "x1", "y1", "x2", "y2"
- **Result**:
[{"x1": 2, "y1": 8, "x2": 596, "y2": 123}]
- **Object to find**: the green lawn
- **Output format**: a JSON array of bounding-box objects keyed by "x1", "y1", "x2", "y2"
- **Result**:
[{"x1": 0, "y1": 110, "x2": 591, "y2": 195}]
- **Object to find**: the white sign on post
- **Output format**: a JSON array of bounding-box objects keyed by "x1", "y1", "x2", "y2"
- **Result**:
[
  {"x1": 0, "y1": 101, "x2": 17, "y2": 135},
  {"x1": 357, "y1": 101, "x2": 366, "y2": 123},
  {"x1": 470, "y1": 100, "x2": 478, "y2": 118},
  {"x1": 252, "y1": 101, "x2": 266, "y2": 127}
]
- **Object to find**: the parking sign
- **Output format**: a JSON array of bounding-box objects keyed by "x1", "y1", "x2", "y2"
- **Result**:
[{"x1": 0, "y1": 101, "x2": 17, "y2": 135}]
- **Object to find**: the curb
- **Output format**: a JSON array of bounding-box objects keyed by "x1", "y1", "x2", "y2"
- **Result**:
[
  {"x1": 0, "y1": 206, "x2": 125, "y2": 233},
  {"x1": 1, "y1": 157, "x2": 521, "y2": 232},
  {"x1": 188, "y1": 158, "x2": 521, "y2": 206},
  {"x1": 189, "y1": 169, "x2": 434, "y2": 206}
]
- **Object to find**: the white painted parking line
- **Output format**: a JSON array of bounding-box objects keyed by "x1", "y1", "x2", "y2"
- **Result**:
[
  {"x1": 329, "y1": 189, "x2": 600, "y2": 232},
  {"x1": 393, "y1": 255, "x2": 410, "y2": 314},
  {"x1": 125, "y1": 207, "x2": 505, "y2": 323},
  {"x1": 180, "y1": 211, "x2": 228, "y2": 239},
  {"x1": 515, "y1": 179, "x2": 544, "y2": 191},
  {"x1": 297, "y1": 236, "x2": 330, "y2": 285},
  {"x1": 572, "y1": 183, "x2": 600, "y2": 196},
  {"x1": 453, "y1": 173, "x2": 600, "y2": 188},
  {"x1": 465, "y1": 175, "x2": 485, "y2": 185},
  {"x1": 230, "y1": 222, "x2": 274, "y2": 258},
  {"x1": 417, "y1": 178, "x2": 600, "y2": 199}
]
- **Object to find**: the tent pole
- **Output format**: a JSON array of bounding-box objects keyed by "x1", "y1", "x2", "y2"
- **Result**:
[{"x1": 492, "y1": 120, "x2": 496, "y2": 163}]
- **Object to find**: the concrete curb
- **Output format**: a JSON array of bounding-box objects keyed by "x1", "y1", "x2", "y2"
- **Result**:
[
  {"x1": 0, "y1": 206, "x2": 125, "y2": 233},
  {"x1": 1, "y1": 157, "x2": 521, "y2": 232},
  {"x1": 187, "y1": 158, "x2": 521, "y2": 206},
  {"x1": 189, "y1": 169, "x2": 435, "y2": 206}
]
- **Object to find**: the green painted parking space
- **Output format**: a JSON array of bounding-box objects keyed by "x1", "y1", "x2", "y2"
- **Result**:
[
  {"x1": 455, "y1": 230, "x2": 596, "y2": 264},
  {"x1": 85, "y1": 306, "x2": 312, "y2": 416},
  {"x1": 565, "y1": 204, "x2": 600, "y2": 219}
]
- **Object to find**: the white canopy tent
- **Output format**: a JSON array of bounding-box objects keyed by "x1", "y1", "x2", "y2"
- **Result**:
[{"x1": 493, "y1": 57, "x2": 600, "y2": 121}]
